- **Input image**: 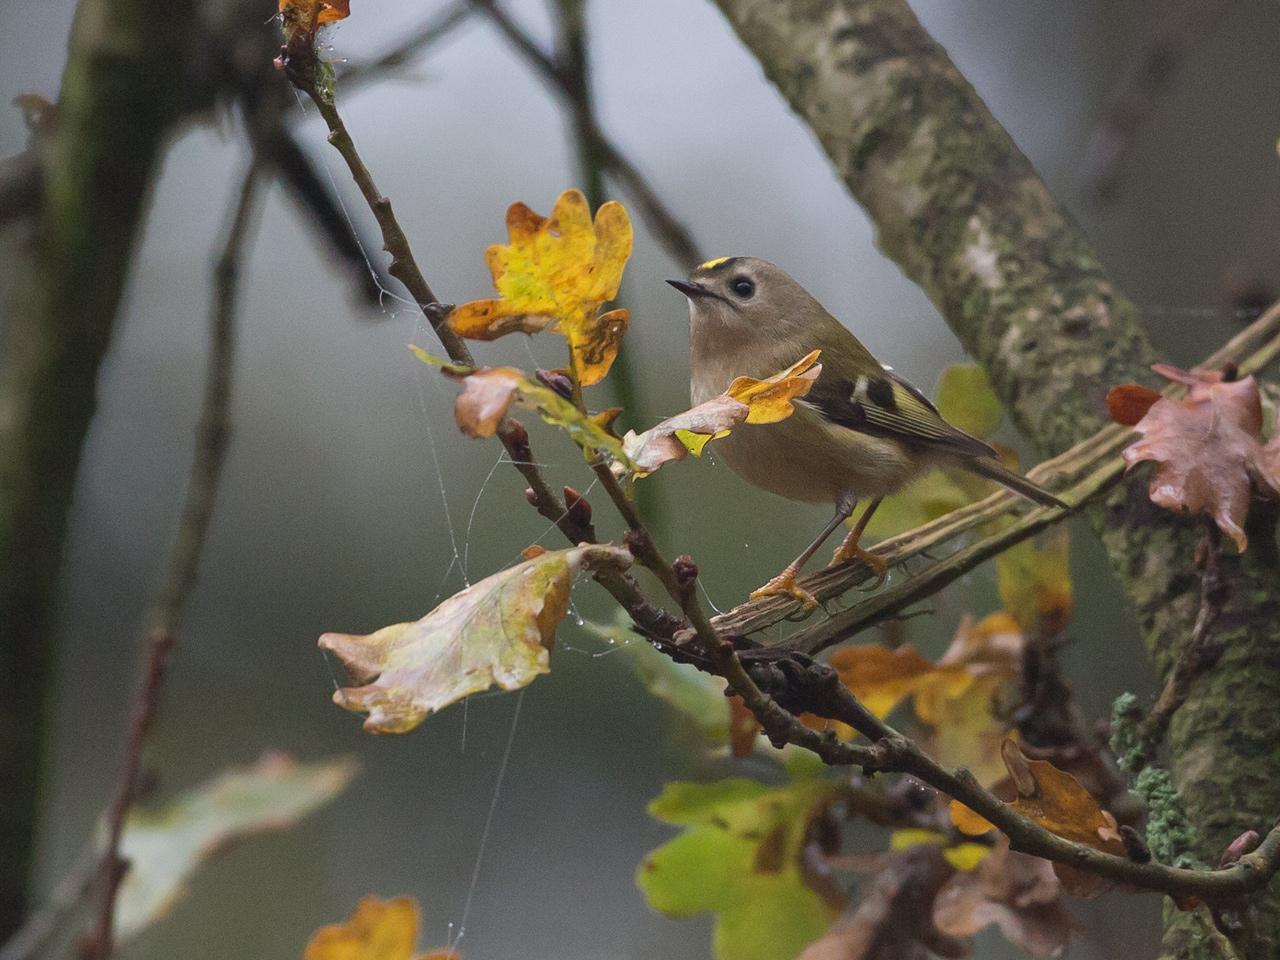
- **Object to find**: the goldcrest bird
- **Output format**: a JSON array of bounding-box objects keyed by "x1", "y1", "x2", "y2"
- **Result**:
[{"x1": 668, "y1": 256, "x2": 1067, "y2": 610}]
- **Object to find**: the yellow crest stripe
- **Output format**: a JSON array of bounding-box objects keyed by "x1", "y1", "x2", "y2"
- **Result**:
[{"x1": 698, "y1": 256, "x2": 731, "y2": 270}]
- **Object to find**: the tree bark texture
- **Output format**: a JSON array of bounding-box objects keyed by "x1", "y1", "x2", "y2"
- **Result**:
[
  {"x1": 0, "y1": 0, "x2": 193, "y2": 935},
  {"x1": 708, "y1": 1, "x2": 1280, "y2": 956}
]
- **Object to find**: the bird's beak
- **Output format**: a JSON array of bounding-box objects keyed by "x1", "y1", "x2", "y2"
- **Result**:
[{"x1": 666, "y1": 278, "x2": 719, "y2": 301}]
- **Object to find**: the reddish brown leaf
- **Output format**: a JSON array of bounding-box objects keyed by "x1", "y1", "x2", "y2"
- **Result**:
[
  {"x1": 727, "y1": 694, "x2": 761, "y2": 758},
  {"x1": 1106, "y1": 383, "x2": 1163, "y2": 426},
  {"x1": 1121, "y1": 365, "x2": 1280, "y2": 551}
]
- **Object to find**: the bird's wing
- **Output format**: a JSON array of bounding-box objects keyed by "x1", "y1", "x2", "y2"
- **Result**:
[{"x1": 800, "y1": 367, "x2": 997, "y2": 459}]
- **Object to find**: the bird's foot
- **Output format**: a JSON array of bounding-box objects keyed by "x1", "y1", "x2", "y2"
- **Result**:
[
  {"x1": 749, "y1": 567, "x2": 818, "y2": 612},
  {"x1": 831, "y1": 541, "x2": 889, "y2": 589}
]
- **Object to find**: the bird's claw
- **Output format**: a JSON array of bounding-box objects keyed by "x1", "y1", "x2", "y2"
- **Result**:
[
  {"x1": 832, "y1": 543, "x2": 889, "y2": 590},
  {"x1": 750, "y1": 569, "x2": 818, "y2": 612}
]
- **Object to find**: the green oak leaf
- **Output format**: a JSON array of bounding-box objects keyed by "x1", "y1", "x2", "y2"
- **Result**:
[
  {"x1": 935, "y1": 363, "x2": 1002, "y2": 439},
  {"x1": 115, "y1": 753, "x2": 356, "y2": 940},
  {"x1": 637, "y1": 777, "x2": 845, "y2": 960}
]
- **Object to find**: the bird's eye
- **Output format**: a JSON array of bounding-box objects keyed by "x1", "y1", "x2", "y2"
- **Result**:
[{"x1": 730, "y1": 277, "x2": 755, "y2": 298}]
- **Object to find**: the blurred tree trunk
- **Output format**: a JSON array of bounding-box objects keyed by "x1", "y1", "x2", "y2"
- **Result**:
[
  {"x1": 0, "y1": 0, "x2": 193, "y2": 936},
  {"x1": 709, "y1": 0, "x2": 1280, "y2": 956}
]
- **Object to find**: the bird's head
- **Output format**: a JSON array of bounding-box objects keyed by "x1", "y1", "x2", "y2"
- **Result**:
[{"x1": 667, "y1": 256, "x2": 821, "y2": 343}]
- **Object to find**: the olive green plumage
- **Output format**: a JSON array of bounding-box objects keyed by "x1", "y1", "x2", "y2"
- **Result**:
[{"x1": 669, "y1": 256, "x2": 1065, "y2": 606}]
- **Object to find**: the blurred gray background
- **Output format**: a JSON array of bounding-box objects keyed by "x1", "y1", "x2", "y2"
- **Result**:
[{"x1": 3, "y1": 0, "x2": 1278, "y2": 957}]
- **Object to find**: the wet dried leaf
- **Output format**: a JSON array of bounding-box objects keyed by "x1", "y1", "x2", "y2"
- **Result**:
[
  {"x1": 279, "y1": 0, "x2": 349, "y2": 42},
  {"x1": 116, "y1": 753, "x2": 356, "y2": 940},
  {"x1": 951, "y1": 739, "x2": 1125, "y2": 897},
  {"x1": 623, "y1": 351, "x2": 822, "y2": 476},
  {"x1": 933, "y1": 837, "x2": 1074, "y2": 959},
  {"x1": 413, "y1": 350, "x2": 632, "y2": 466},
  {"x1": 638, "y1": 777, "x2": 845, "y2": 960},
  {"x1": 1120, "y1": 365, "x2": 1280, "y2": 551},
  {"x1": 448, "y1": 189, "x2": 633, "y2": 386},
  {"x1": 304, "y1": 896, "x2": 457, "y2": 960},
  {"x1": 320, "y1": 545, "x2": 631, "y2": 732}
]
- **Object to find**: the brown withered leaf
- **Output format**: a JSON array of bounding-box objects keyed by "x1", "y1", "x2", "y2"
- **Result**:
[
  {"x1": 933, "y1": 836, "x2": 1074, "y2": 960},
  {"x1": 622, "y1": 351, "x2": 822, "y2": 476},
  {"x1": 1120, "y1": 364, "x2": 1280, "y2": 551},
  {"x1": 952, "y1": 739, "x2": 1126, "y2": 898},
  {"x1": 1105, "y1": 383, "x2": 1162, "y2": 426},
  {"x1": 279, "y1": 0, "x2": 349, "y2": 42},
  {"x1": 320, "y1": 545, "x2": 631, "y2": 732},
  {"x1": 799, "y1": 847, "x2": 964, "y2": 960},
  {"x1": 412, "y1": 350, "x2": 632, "y2": 467}
]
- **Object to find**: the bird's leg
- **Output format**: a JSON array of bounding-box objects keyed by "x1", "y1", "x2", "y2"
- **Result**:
[
  {"x1": 749, "y1": 496, "x2": 856, "y2": 612},
  {"x1": 831, "y1": 497, "x2": 888, "y2": 588}
]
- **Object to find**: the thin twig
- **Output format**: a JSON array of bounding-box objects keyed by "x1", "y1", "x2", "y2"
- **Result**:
[
  {"x1": 280, "y1": 45, "x2": 684, "y2": 641},
  {"x1": 471, "y1": 0, "x2": 702, "y2": 266},
  {"x1": 1136, "y1": 523, "x2": 1228, "y2": 761},
  {"x1": 337, "y1": 0, "x2": 474, "y2": 90},
  {"x1": 79, "y1": 163, "x2": 261, "y2": 960}
]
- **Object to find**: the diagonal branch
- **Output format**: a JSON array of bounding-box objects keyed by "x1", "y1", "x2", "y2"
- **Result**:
[
  {"x1": 710, "y1": 302, "x2": 1280, "y2": 652},
  {"x1": 734, "y1": 651, "x2": 1280, "y2": 902},
  {"x1": 80, "y1": 161, "x2": 261, "y2": 960},
  {"x1": 337, "y1": 0, "x2": 474, "y2": 90},
  {"x1": 470, "y1": 0, "x2": 701, "y2": 266},
  {"x1": 280, "y1": 43, "x2": 684, "y2": 643}
]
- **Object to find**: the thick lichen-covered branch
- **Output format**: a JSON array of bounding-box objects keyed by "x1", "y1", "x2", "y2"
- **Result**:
[{"x1": 708, "y1": 1, "x2": 1280, "y2": 954}]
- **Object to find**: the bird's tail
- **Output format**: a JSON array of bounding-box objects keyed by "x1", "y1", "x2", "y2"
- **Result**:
[{"x1": 964, "y1": 457, "x2": 1068, "y2": 509}]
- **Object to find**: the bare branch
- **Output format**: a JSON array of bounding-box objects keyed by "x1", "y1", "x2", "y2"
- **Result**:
[
  {"x1": 337, "y1": 0, "x2": 474, "y2": 89},
  {"x1": 470, "y1": 0, "x2": 701, "y2": 266},
  {"x1": 80, "y1": 162, "x2": 261, "y2": 960},
  {"x1": 735, "y1": 651, "x2": 1280, "y2": 903}
]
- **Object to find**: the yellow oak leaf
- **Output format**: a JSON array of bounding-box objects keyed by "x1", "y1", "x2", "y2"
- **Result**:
[
  {"x1": 304, "y1": 896, "x2": 457, "y2": 960},
  {"x1": 828, "y1": 614, "x2": 1022, "y2": 782},
  {"x1": 448, "y1": 189, "x2": 633, "y2": 387},
  {"x1": 320, "y1": 545, "x2": 631, "y2": 733},
  {"x1": 622, "y1": 351, "x2": 821, "y2": 476}
]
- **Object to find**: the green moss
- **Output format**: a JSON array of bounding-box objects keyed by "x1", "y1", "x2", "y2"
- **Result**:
[
  {"x1": 1110, "y1": 692, "x2": 1146, "y2": 773},
  {"x1": 1136, "y1": 767, "x2": 1205, "y2": 871}
]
